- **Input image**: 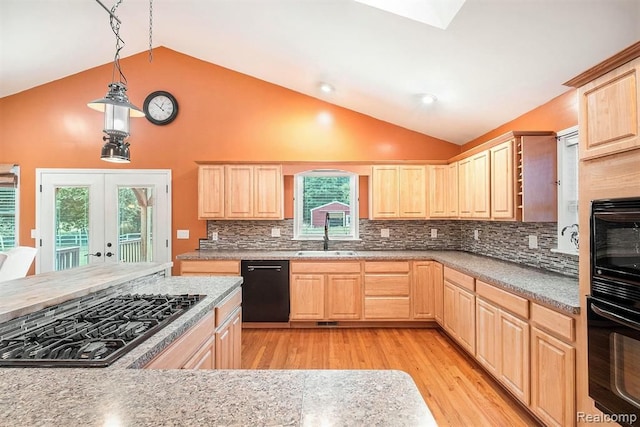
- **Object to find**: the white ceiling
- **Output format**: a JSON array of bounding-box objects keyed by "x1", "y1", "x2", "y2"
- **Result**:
[{"x1": 1, "y1": 0, "x2": 639, "y2": 145}]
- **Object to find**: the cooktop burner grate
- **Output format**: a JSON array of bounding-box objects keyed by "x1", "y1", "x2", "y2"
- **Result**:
[{"x1": 0, "y1": 293, "x2": 205, "y2": 368}]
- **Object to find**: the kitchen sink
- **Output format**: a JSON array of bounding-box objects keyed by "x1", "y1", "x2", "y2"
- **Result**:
[{"x1": 295, "y1": 250, "x2": 358, "y2": 257}]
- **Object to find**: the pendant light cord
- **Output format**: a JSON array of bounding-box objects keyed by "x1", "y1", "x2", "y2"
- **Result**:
[
  {"x1": 109, "y1": 0, "x2": 126, "y2": 85},
  {"x1": 148, "y1": 0, "x2": 153, "y2": 62}
]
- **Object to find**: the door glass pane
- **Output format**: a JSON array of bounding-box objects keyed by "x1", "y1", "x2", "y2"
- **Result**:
[
  {"x1": 118, "y1": 187, "x2": 153, "y2": 262},
  {"x1": 55, "y1": 187, "x2": 89, "y2": 271}
]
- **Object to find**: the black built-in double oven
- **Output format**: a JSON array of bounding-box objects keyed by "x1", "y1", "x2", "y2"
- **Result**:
[{"x1": 588, "y1": 197, "x2": 640, "y2": 426}]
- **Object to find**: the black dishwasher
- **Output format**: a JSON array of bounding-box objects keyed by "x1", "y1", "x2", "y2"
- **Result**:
[{"x1": 241, "y1": 260, "x2": 290, "y2": 322}]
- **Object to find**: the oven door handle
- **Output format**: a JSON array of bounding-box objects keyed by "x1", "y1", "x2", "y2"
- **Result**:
[{"x1": 591, "y1": 302, "x2": 640, "y2": 332}]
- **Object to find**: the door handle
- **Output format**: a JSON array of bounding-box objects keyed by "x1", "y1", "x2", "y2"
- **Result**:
[
  {"x1": 591, "y1": 301, "x2": 640, "y2": 332},
  {"x1": 247, "y1": 266, "x2": 282, "y2": 272},
  {"x1": 87, "y1": 252, "x2": 102, "y2": 257},
  {"x1": 105, "y1": 252, "x2": 114, "y2": 257}
]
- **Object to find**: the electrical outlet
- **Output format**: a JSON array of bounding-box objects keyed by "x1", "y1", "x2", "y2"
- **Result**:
[
  {"x1": 474, "y1": 230, "x2": 480, "y2": 241},
  {"x1": 528, "y1": 235, "x2": 538, "y2": 249},
  {"x1": 271, "y1": 228, "x2": 281, "y2": 237},
  {"x1": 381, "y1": 228, "x2": 390, "y2": 238},
  {"x1": 176, "y1": 229, "x2": 189, "y2": 239},
  {"x1": 431, "y1": 228, "x2": 438, "y2": 239},
  {"x1": 211, "y1": 231, "x2": 218, "y2": 241}
]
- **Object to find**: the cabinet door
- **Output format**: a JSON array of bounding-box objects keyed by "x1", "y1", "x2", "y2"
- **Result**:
[
  {"x1": 290, "y1": 274, "x2": 325, "y2": 320},
  {"x1": 215, "y1": 320, "x2": 233, "y2": 369},
  {"x1": 446, "y1": 162, "x2": 459, "y2": 217},
  {"x1": 231, "y1": 308, "x2": 242, "y2": 369},
  {"x1": 456, "y1": 286, "x2": 476, "y2": 354},
  {"x1": 428, "y1": 165, "x2": 448, "y2": 218},
  {"x1": 198, "y1": 165, "x2": 225, "y2": 219},
  {"x1": 399, "y1": 165, "x2": 427, "y2": 218},
  {"x1": 327, "y1": 274, "x2": 361, "y2": 320},
  {"x1": 225, "y1": 165, "x2": 254, "y2": 218},
  {"x1": 490, "y1": 140, "x2": 515, "y2": 219},
  {"x1": 443, "y1": 281, "x2": 457, "y2": 336},
  {"x1": 412, "y1": 261, "x2": 435, "y2": 319},
  {"x1": 433, "y1": 263, "x2": 444, "y2": 325},
  {"x1": 475, "y1": 298, "x2": 500, "y2": 377},
  {"x1": 579, "y1": 57, "x2": 640, "y2": 160},
  {"x1": 531, "y1": 327, "x2": 576, "y2": 427},
  {"x1": 370, "y1": 166, "x2": 399, "y2": 218},
  {"x1": 183, "y1": 337, "x2": 215, "y2": 370},
  {"x1": 499, "y1": 310, "x2": 530, "y2": 404},
  {"x1": 253, "y1": 165, "x2": 283, "y2": 219},
  {"x1": 458, "y1": 158, "x2": 473, "y2": 217},
  {"x1": 472, "y1": 151, "x2": 490, "y2": 218}
]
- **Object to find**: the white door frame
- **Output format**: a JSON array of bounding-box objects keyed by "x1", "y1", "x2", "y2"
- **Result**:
[{"x1": 35, "y1": 168, "x2": 172, "y2": 273}]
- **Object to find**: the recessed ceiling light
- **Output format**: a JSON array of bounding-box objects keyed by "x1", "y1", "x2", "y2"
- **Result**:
[
  {"x1": 318, "y1": 82, "x2": 335, "y2": 94},
  {"x1": 420, "y1": 93, "x2": 438, "y2": 105}
]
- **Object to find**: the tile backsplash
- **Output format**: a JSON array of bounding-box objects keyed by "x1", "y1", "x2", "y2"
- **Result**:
[{"x1": 201, "y1": 219, "x2": 578, "y2": 277}]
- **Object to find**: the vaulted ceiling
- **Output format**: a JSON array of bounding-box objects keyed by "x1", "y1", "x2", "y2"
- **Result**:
[{"x1": 1, "y1": 0, "x2": 638, "y2": 144}]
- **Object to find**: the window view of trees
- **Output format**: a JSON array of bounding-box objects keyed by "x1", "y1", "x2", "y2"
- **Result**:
[{"x1": 0, "y1": 188, "x2": 16, "y2": 250}]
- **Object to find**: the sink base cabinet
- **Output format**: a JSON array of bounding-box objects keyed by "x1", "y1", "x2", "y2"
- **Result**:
[{"x1": 146, "y1": 288, "x2": 242, "y2": 370}]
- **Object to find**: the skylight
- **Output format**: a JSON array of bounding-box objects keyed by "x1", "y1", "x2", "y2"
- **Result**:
[{"x1": 353, "y1": 0, "x2": 466, "y2": 30}]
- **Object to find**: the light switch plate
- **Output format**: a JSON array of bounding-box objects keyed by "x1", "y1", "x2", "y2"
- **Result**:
[
  {"x1": 271, "y1": 228, "x2": 281, "y2": 237},
  {"x1": 528, "y1": 235, "x2": 538, "y2": 249},
  {"x1": 381, "y1": 228, "x2": 390, "y2": 238},
  {"x1": 176, "y1": 229, "x2": 189, "y2": 239},
  {"x1": 430, "y1": 228, "x2": 438, "y2": 239}
]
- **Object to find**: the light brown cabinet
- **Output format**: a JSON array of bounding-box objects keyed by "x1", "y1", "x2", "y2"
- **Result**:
[
  {"x1": 530, "y1": 303, "x2": 576, "y2": 427},
  {"x1": 290, "y1": 262, "x2": 362, "y2": 321},
  {"x1": 457, "y1": 153, "x2": 489, "y2": 219},
  {"x1": 446, "y1": 162, "x2": 459, "y2": 217},
  {"x1": 498, "y1": 309, "x2": 530, "y2": 404},
  {"x1": 370, "y1": 165, "x2": 427, "y2": 219},
  {"x1": 475, "y1": 298, "x2": 500, "y2": 376},
  {"x1": 364, "y1": 261, "x2": 411, "y2": 319},
  {"x1": 432, "y1": 262, "x2": 444, "y2": 325},
  {"x1": 180, "y1": 260, "x2": 241, "y2": 276},
  {"x1": 428, "y1": 165, "x2": 458, "y2": 218},
  {"x1": 197, "y1": 164, "x2": 283, "y2": 220},
  {"x1": 569, "y1": 55, "x2": 640, "y2": 160},
  {"x1": 412, "y1": 261, "x2": 441, "y2": 319},
  {"x1": 490, "y1": 140, "x2": 515, "y2": 219},
  {"x1": 146, "y1": 288, "x2": 242, "y2": 370},
  {"x1": 442, "y1": 267, "x2": 476, "y2": 354}
]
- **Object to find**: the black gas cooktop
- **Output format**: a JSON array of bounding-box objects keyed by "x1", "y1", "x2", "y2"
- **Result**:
[{"x1": 0, "y1": 293, "x2": 205, "y2": 368}]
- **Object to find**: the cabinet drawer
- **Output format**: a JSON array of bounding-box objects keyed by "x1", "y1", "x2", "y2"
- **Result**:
[
  {"x1": 364, "y1": 297, "x2": 411, "y2": 319},
  {"x1": 476, "y1": 280, "x2": 529, "y2": 319},
  {"x1": 290, "y1": 261, "x2": 361, "y2": 274},
  {"x1": 146, "y1": 310, "x2": 215, "y2": 369},
  {"x1": 215, "y1": 288, "x2": 242, "y2": 327},
  {"x1": 180, "y1": 260, "x2": 240, "y2": 275},
  {"x1": 364, "y1": 274, "x2": 410, "y2": 296},
  {"x1": 444, "y1": 266, "x2": 475, "y2": 291},
  {"x1": 364, "y1": 261, "x2": 410, "y2": 273},
  {"x1": 531, "y1": 303, "x2": 575, "y2": 342}
]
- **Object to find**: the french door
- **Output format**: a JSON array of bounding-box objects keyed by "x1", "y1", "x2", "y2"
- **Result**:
[{"x1": 36, "y1": 169, "x2": 171, "y2": 273}]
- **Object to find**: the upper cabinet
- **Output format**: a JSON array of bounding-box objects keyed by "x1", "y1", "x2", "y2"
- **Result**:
[
  {"x1": 565, "y1": 43, "x2": 640, "y2": 161},
  {"x1": 429, "y1": 163, "x2": 459, "y2": 218},
  {"x1": 198, "y1": 164, "x2": 283, "y2": 220},
  {"x1": 457, "y1": 152, "x2": 490, "y2": 219},
  {"x1": 370, "y1": 165, "x2": 427, "y2": 219}
]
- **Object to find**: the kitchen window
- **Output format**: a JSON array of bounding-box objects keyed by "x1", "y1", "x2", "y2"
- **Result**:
[
  {"x1": 554, "y1": 126, "x2": 579, "y2": 255},
  {"x1": 0, "y1": 164, "x2": 19, "y2": 250},
  {"x1": 293, "y1": 170, "x2": 359, "y2": 240}
]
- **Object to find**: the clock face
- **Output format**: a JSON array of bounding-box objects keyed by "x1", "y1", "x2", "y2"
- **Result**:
[{"x1": 143, "y1": 91, "x2": 178, "y2": 125}]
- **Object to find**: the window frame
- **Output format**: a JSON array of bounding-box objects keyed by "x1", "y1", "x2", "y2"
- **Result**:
[
  {"x1": 0, "y1": 165, "x2": 19, "y2": 250},
  {"x1": 553, "y1": 126, "x2": 579, "y2": 256},
  {"x1": 293, "y1": 170, "x2": 359, "y2": 241}
]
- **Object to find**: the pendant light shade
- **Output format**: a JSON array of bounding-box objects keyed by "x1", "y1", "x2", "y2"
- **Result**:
[{"x1": 88, "y1": 82, "x2": 144, "y2": 137}]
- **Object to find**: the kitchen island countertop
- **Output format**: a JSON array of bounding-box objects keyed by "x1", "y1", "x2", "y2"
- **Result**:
[
  {"x1": 178, "y1": 249, "x2": 580, "y2": 314},
  {"x1": 0, "y1": 264, "x2": 436, "y2": 427}
]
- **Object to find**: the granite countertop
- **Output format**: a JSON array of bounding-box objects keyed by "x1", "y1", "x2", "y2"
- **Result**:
[
  {"x1": 0, "y1": 265, "x2": 437, "y2": 426},
  {"x1": 178, "y1": 249, "x2": 580, "y2": 314}
]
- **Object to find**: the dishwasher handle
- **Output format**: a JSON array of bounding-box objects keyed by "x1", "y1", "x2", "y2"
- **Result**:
[{"x1": 246, "y1": 265, "x2": 283, "y2": 272}]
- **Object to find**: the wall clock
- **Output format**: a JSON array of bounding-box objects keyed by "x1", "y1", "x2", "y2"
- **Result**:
[{"x1": 143, "y1": 91, "x2": 179, "y2": 125}]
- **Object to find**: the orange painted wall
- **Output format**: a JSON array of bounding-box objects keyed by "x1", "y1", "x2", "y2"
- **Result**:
[
  {"x1": 0, "y1": 47, "x2": 459, "y2": 272},
  {"x1": 460, "y1": 90, "x2": 578, "y2": 151}
]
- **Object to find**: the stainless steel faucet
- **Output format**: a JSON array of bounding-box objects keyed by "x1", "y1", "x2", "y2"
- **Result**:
[{"x1": 323, "y1": 212, "x2": 329, "y2": 251}]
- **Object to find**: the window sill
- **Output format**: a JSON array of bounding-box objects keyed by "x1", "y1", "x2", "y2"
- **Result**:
[{"x1": 551, "y1": 248, "x2": 579, "y2": 257}]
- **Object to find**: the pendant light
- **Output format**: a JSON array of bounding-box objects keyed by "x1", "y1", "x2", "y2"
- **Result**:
[{"x1": 88, "y1": 0, "x2": 150, "y2": 163}]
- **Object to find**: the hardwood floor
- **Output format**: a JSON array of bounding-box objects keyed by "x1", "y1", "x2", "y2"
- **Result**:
[{"x1": 242, "y1": 327, "x2": 541, "y2": 426}]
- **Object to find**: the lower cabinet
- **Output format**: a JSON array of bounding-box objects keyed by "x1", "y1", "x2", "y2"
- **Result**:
[
  {"x1": 442, "y1": 267, "x2": 476, "y2": 354},
  {"x1": 412, "y1": 261, "x2": 441, "y2": 319},
  {"x1": 363, "y1": 261, "x2": 411, "y2": 319},
  {"x1": 290, "y1": 262, "x2": 362, "y2": 321},
  {"x1": 179, "y1": 260, "x2": 241, "y2": 276},
  {"x1": 146, "y1": 288, "x2": 242, "y2": 370},
  {"x1": 530, "y1": 305, "x2": 576, "y2": 427}
]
